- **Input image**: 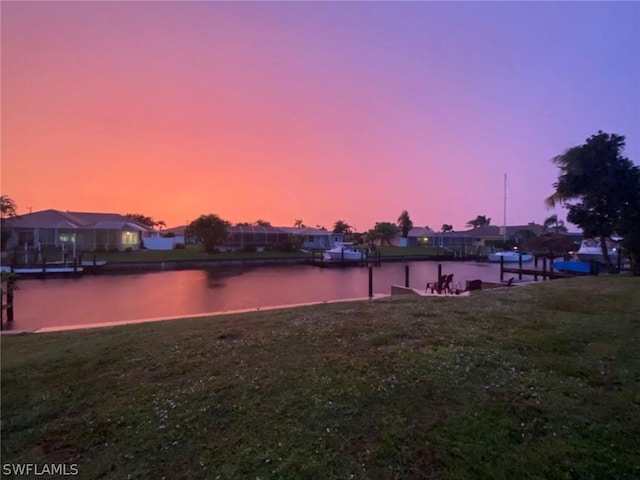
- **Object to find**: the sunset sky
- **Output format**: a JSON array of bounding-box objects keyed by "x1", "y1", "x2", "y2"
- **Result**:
[{"x1": 2, "y1": 1, "x2": 639, "y2": 232}]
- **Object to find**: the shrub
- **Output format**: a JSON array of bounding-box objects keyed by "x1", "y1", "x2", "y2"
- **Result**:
[
  {"x1": 124, "y1": 247, "x2": 133, "y2": 253},
  {"x1": 94, "y1": 246, "x2": 106, "y2": 253},
  {"x1": 243, "y1": 244, "x2": 257, "y2": 253},
  {"x1": 108, "y1": 246, "x2": 119, "y2": 253},
  {"x1": 174, "y1": 243, "x2": 186, "y2": 250}
]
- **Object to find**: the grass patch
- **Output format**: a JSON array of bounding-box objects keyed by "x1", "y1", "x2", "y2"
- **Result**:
[
  {"x1": 377, "y1": 246, "x2": 440, "y2": 257},
  {"x1": 81, "y1": 245, "x2": 312, "y2": 263},
  {"x1": 2, "y1": 276, "x2": 640, "y2": 478}
]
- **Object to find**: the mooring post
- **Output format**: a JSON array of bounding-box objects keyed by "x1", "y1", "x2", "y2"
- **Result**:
[
  {"x1": 518, "y1": 253, "x2": 523, "y2": 280},
  {"x1": 405, "y1": 264, "x2": 410, "y2": 288},
  {"x1": 93, "y1": 252, "x2": 97, "y2": 267},
  {"x1": 368, "y1": 266, "x2": 373, "y2": 298},
  {"x1": 500, "y1": 256, "x2": 504, "y2": 282},
  {"x1": 6, "y1": 279, "x2": 14, "y2": 323},
  {"x1": 438, "y1": 263, "x2": 442, "y2": 280},
  {"x1": 42, "y1": 257, "x2": 46, "y2": 275}
]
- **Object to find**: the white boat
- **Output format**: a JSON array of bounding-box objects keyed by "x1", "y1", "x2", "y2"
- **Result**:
[
  {"x1": 487, "y1": 251, "x2": 533, "y2": 263},
  {"x1": 576, "y1": 238, "x2": 619, "y2": 265},
  {"x1": 323, "y1": 242, "x2": 367, "y2": 262}
]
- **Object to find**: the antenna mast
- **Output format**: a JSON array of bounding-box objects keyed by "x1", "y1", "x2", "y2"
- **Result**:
[{"x1": 503, "y1": 173, "x2": 507, "y2": 244}]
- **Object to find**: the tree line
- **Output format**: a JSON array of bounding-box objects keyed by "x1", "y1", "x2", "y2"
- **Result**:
[{"x1": 2, "y1": 130, "x2": 638, "y2": 273}]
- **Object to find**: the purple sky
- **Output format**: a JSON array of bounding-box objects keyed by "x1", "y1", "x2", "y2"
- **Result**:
[{"x1": 2, "y1": 1, "x2": 639, "y2": 231}]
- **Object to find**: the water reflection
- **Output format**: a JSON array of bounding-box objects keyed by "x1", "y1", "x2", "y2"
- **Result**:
[{"x1": 7, "y1": 262, "x2": 503, "y2": 331}]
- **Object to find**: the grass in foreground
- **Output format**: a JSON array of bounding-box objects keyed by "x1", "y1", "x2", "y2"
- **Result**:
[{"x1": 2, "y1": 276, "x2": 639, "y2": 479}]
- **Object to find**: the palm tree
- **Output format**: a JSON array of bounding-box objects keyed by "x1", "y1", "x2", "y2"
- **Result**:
[
  {"x1": 545, "y1": 131, "x2": 640, "y2": 268},
  {"x1": 543, "y1": 214, "x2": 567, "y2": 233},
  {"x1": 441, "y1": 224, "x2": 453, "y2": 233},
  {"x1": 332, "y1": 220, "x2": 352, "y2": 234},
  {"x1": 293, "y1": 219, "x2": 305, "y2": 228},
  {"x1": 397, "y1": 210, "x2": 413, "y2": 238},
  {"x1": 369, "y1": 222, "x2": 399, "y2": 246},
  {"x1": 466, "y1": 215, "x2": 491, "y2": 229},
  {"x1": 1, "y1": 195, "x2": 17, "y2": 218}
]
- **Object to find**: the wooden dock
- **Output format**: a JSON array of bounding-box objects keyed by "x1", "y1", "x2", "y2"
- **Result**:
[{"x1": 499, "y1": 256, "x2": 580, "y2": 282}]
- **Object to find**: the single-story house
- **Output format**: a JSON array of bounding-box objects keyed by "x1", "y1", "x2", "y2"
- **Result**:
[
  {"x1": 391, "y1": 224, "x2": 581, "y2": 251},
  {"x1": 159, "y1": 225, "x2": 345, "y2": 251},
  {"x1": 393, "y1": 227, "x2": 476, "y2": 249},
  {"x1": 392, "y1": 227, "x2": 435, "y2": 247},
  {"x1": 2, "y1": 209, "x2": 157, "y2": 252},
  {"x1": 277, "y1": 227, "x2": 344, "y2": 250}
]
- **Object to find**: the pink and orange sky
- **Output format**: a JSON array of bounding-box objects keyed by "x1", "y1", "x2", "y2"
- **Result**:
[{"x1": 2, "y1": 1, "x2": 639, "y2": 232}]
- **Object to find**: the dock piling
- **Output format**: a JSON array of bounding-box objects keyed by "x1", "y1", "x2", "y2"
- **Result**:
[{"x1": 518, "y1": 254, "x2": 523, "y2": 281}]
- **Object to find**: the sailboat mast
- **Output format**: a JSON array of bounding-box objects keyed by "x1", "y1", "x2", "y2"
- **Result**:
[{"x1": 503, "y1": 173, "x2": 507, "y2": 244}]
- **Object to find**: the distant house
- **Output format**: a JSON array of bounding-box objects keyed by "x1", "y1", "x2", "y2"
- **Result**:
[
  {"x1": 141, "y1": 225, "x2": 188, "y2": 250},
  {"x1": 2, "y1": 209, "x2": 156, "y2": 252},
  {"x1": 162, "y1": 225, "x2": 345, "y2": 251},
  {"x1": 392, "y1": 227, "x2": 436, "y2": 247},
  {"x1": 391, "y1": 224, "x2": 574, "y2": 250},
  {"x1": 278, "y1": 227, "x2": 344, "y2": 250},
  {"x1": 461, "y1": 224, "x2": 546, "y2": 246},
  {"x1": 393, "y1": 227, "x2": 476, "y2": 249},
  {"x1": 223, "y1": 226, "x2": 343, "y2": 251},
  {"x1": 425, "y1": 231, "x2": 475, "y2": 249}
]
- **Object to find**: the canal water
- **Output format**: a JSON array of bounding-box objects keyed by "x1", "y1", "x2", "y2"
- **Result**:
[{"x1": 6, "y1": 261, "x2": 503, "y2": 331}]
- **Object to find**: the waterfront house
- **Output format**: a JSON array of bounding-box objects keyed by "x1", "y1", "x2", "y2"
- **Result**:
[
  {"x1": 1, "y1": 209, "x2": 156, "y2": 252},
  {"x1": 392, "y1": 227, "x2": 436, "y2": 247},
  {"x1": 392, "y1": 227, "x2": 475, "y2": 249},
  {"x1": 223, "y1": 226, "x2": 344, "y2": 251},
  {"x1": 159, "y1": 225, "x2": 345, "y2": 251},
  {"x1": 277, "y1": 227, "x2": 344, "y2": 250}
]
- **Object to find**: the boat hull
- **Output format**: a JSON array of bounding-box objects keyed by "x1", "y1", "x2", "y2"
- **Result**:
[
  {"x1": 576, "y1": 252, "x2": 619, "y2": 265},
  {"x1": 323, "y1": 251, "x2": 367, "y2": 262}
]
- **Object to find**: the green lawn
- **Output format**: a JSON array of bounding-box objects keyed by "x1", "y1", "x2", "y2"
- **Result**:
[
  {"x1": 377, "y1": 246, "x2": 444, "y2": 257},
  {"x1": 10, "y1": 244, "x2": 444, "y2": 265},
  {"x1": 2, "y1": 276, "x2": 639, "y2": 479},
  {"x1": 83, "y1": 245, "x2": 312, "y2": 263},
  {"x1": 86, "y1": 245, "x2": 440, "y2": 263}
]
